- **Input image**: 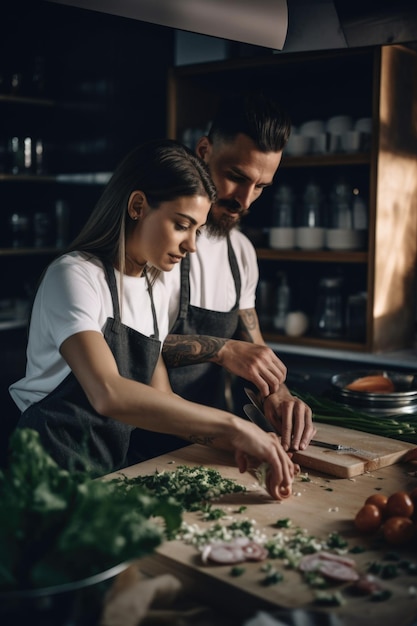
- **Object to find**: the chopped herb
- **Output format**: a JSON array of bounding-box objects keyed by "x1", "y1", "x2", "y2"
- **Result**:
[
  {"x1": 201, "y1": 505, "x2": 227, "y2": 521},
  {"x1": 130, "y1": 465, "x2": 246, "y2": 511},
  {"x1": 370, "y1": 589, "x2": 392, "y2": 602},
  {"x1": 380, "y1": 564, "x2": 398, "y2": 579},
  {"x1": 230, "y1": 566, "x2": 245, "y2": 577},
  {"x1": 349, "y1": 545, "x2": 366, "y2": 554},
  {"x1": 327, "y1": 532, "x2": 348, "y2": 549},
  {"x1": 261, "y1": 570, "x2": 284, "y2": 586},
  {"x1": 274, "y1": 518, "x2": 293, "y2": 529},
  {"x1": 236, "y1": 506, "x2": 247, "y2": 514},
  {"x1": 314, "y1": 590, "x2": 345, "y2": 606},
  {"x1": 303, "y1": 571, "x2": 329, "y2": 589}
]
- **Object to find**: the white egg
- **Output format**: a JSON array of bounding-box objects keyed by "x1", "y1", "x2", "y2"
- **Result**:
[{"x1": 284, "y1": 311, "x2": 309, "y2": 337}]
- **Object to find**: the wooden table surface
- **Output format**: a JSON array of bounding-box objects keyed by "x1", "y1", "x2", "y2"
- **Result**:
[{"x1": 106, "y1": 443, "x2": 417, "y2": 626}]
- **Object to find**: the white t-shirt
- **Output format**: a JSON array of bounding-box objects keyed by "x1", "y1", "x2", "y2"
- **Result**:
[
  {"x1": 9, "y1": 252, "x2": 169, "y2": 412},
  {"x1": 162, "y1": 227, "x2": 259, "y2": 331}
]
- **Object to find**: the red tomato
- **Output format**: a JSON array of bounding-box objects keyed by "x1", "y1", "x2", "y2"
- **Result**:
[
  {"x1": 386, "y1": 491, "x2": 414, "y2": 519},
  {"x1": 354, "y1": 504, "x2": 382, "y2": 533},
  {"x1": 365, "y1": 494, "x2": 388, "y2": 517},
  {"x1": 409, "y1": 487, "x2": 417, "y2": 506},
  {"x1": 409, "y1": 488, "x2": 417, "y2": 520},
  {"x1": 382, "y1": 516, "x2": 416, "y2": 545}
]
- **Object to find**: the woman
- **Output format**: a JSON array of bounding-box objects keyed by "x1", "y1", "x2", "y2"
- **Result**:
[{"x1": 9, "y1": 139, "x2": 296, "y2": 500}]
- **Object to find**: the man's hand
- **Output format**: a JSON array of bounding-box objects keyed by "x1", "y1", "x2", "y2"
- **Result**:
[
  {"x1": 215, "y1": 339, "x2": 287, "y2": 397},
  {"x1": 262, "y1": 386, "x2": 316, "y2": 452}
]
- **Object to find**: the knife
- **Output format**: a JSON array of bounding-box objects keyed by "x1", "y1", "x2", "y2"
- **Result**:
[{"x1": 243, "y1": 387, "x2": 377, "y2": 458}]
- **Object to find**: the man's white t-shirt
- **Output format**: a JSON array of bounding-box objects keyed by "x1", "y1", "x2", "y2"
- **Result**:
[
  {"x1": 9, "y1": 252, "x2": 169, "y2": 413},
  {"x1": 162, "y1": 227, "x2": 259, "y2": 331}
]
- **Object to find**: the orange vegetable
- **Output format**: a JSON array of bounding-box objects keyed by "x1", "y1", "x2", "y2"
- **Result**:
[{"x1": 345, "y1": 375, "x2": 395, "y2": 393}]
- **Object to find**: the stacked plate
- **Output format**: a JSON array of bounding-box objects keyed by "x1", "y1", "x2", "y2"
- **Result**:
[{"x1": 330, "y1": 369, "x2": 417, "y2": 416}]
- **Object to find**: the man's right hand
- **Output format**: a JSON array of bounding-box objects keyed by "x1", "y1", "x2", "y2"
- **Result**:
[{"x1": 215, "y1": 339, "x2": 287, "y2": 397}]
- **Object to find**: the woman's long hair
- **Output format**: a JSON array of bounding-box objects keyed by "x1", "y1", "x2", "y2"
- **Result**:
[{"x1": 67, "y1": 139, "x2": 217, "y2": 278}]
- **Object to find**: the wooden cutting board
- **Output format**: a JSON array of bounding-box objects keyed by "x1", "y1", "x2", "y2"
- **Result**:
[
  {"x1": 117, "y1": 445, "x2": 417, "y2": 626},
  {"x1": 292, "y1": 422, "x2": 415, "y2": 477}
]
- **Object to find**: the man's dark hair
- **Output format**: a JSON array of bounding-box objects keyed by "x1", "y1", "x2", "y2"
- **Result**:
[{"x1": 207, "y1": 92, "x2": 291, "y2": 152}]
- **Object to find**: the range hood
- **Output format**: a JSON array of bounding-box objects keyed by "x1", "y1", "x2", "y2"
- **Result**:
[{"x1": 46, "y1": 0, "x2": 417, "y2": 52}]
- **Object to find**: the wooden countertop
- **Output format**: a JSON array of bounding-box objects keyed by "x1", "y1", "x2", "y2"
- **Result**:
[{"x1": 106, "y1": 444, "x2": 417, "y2": 626}]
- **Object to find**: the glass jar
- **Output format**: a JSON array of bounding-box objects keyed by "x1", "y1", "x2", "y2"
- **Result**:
[
  {"x1": 313, "y1": 276, "x2": 344, "y2": 338},
  {"x1": 272, "y1": 184, "x2": 294, "y2": 227},
  {"x1": 329, "y1": 179, "x2": 353, "y2": 229}
]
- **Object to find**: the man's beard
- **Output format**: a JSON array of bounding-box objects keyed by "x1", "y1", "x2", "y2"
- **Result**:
[{"x1": 205, "y1": 202, "x2": 247, "y2": 238}]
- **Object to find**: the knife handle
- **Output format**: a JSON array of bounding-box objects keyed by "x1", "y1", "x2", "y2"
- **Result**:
[{"x1": 310, "y1": 440, "x2": 342, "y2": 450}]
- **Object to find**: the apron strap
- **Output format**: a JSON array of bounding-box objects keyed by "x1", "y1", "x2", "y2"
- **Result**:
[
  {"x1": 227, "y1": 234, "x2": 241, "y2": 307},
  {"x1": 177, "y1": 235, "x2": 242, "y2": 320},
  {"x1": 178, "y1": 254, "x2": 191, "y2": 321},
  {"x1": 144, "y1": 268, "x2": 160, "y2": 341},
  {"x1": 103, "y1": 261, "x2": 159, "y2": 340},
  {"x1": 103, "y1": 261, "x2": 122, "y2": 329}
]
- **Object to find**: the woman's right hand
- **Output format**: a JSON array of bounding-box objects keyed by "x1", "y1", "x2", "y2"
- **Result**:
[{"x1": 228, "y1": 419, "x2": 297, "y2": 501}]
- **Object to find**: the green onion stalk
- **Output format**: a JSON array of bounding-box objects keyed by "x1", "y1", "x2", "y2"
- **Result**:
[{"x1": 290, "y1": 390, "x2": 417, "y2": 444}]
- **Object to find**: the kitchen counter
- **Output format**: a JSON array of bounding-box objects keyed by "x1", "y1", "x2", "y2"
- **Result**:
[
  {"x1": 265, "y1": 342, "x2": 417, "y2": 398},
  {"x1": 106, "y1": 443, "x2": 417, "y2": 626},
  {"x1": 268, "y1": 342, "x2": 417, "y2": 371}
]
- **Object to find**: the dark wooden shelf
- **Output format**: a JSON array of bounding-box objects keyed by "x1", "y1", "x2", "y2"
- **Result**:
[
  {"x1": 281, "y1": 152, "x2": 371, "y2": 168},
  {"x1": 263, "y1": 331, "x2": 367, "y2": 352},
  {"x1": 256, "y1": 248, "x2": 368, "y2": 263},
  {"x1": 0, "y1": 247, "x2": 60, "y2": 256}
]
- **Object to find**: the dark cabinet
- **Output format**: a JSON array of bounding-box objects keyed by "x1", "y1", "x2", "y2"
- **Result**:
[{"x1": 0, "y1": 0, "x2": 175, "y2": 331}]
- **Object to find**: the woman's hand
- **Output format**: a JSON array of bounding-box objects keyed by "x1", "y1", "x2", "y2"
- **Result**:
[{"x1": 228, "y1": 419, "x2": 297, "y2": 500}]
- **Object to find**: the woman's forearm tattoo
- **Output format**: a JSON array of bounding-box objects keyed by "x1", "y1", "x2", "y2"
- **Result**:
[
  {"x1": 188, "y1": 434, "x2": 215, "y2": 446},
  {"x1": 162, "y1": 334, "x2": 228, "y2": 368}
]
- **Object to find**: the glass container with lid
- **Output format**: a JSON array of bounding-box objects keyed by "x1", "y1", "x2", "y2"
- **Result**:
[{"x1": 313, "y1": 276, "x2": 344, "y2": 338}]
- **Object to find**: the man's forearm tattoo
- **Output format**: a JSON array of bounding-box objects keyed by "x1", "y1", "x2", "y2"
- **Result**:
[
  {"x1": 237, "y1": 309, "x2": 257, "y2": 343},
  {"x1": 162, "y1": 334, "x2": 228, "y2": 368}
]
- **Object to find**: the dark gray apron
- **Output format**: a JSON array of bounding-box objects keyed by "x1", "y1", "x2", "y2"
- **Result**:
[
  {"x1": 17, "y1": 261, "x2": 186, "y2": 476},
  {"x1": 167, "y1": 235, "x2": 241, "y2": 410}
]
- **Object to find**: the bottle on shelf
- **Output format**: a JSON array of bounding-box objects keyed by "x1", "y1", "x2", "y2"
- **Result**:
[
  {"x1": 270, "y1": 184, "x2": 295, "y2": 249},
  {"x1": 55, "y1": 199, "x2": 70, "y2": 249},
  {"x1": 273, "y1": 271, "x2": 290, "y2": 332},
  {"x1": 328, "y1": 178, "x2": 353, "y2": 229},
  {"x1": 296, "y1": 180, "x2": 325, "y2": 249},
  {"x1": 313, "y1": 276, "x2": 344, "y2": 338}
]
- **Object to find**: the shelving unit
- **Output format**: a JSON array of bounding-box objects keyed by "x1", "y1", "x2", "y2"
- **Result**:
[
  {"x1": 167, "y1": 44, "x2": 417, "y2": 354},
  {"x1": 0, "y1": 1, "x2": 174, "y2": 339}
]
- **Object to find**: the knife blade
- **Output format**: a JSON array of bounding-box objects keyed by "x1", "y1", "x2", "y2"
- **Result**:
[{"x1": 243, "y1": 403, "x2": 275, "y2": 432}]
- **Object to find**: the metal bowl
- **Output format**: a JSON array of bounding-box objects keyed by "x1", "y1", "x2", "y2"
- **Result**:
[
  {"x1": 0, "y1": 561, "x2": 130, "y2": 626},
  {"x1": 330, "y1": 369, "x2": 417, "y2": 416}
]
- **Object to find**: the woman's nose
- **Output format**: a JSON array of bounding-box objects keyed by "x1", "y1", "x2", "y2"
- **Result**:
[{"x1": 182, "y1": 232, "x2": 197, "y2": 253}]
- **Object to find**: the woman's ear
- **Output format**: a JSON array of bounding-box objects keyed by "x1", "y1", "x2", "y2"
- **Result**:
[{"x1": 127, "y1": 190, "x2": 146, "y2": 221}]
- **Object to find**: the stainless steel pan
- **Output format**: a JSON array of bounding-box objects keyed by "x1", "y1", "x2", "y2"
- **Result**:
[{"x1": 330, "y1": 369, "x2": 417, "y2": 415}]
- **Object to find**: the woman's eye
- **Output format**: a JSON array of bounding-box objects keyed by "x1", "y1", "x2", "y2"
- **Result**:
[
  {"x1": 175, "y1": 223, "x2": 189, "y2": 232},
  {"x1": 196, "y1": 229, "x2": 202, "y2": 237}
]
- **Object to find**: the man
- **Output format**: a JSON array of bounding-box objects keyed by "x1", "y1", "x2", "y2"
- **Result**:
[{"x1": 162, "y1": 93, "x2": 315, "y2": 452}]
